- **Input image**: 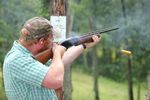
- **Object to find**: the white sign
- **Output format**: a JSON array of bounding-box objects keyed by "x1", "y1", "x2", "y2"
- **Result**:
[{"x1": 50, "y1": 16, "x2": 66, "y2": 42}]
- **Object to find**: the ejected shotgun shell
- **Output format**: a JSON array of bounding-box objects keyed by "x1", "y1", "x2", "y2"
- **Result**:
[{"x1": 121, "y1": 50, "x2": 132, "y2": 56}]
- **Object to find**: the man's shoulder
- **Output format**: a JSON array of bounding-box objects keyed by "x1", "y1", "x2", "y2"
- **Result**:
[{"x1": 4, "y1": 48, "x2": 30, "y2": 65}]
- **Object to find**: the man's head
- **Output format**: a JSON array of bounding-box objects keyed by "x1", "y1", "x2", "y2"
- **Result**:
[
  {"x1": 19, "y1": 17, "x2": 54, "y2": 54},
  {"x1": 20, "y1": 17, "x2": 53, "y2": 41}
]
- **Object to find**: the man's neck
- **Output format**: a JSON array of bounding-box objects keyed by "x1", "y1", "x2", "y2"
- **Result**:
[{"x1": 18, "y1": 38, "x2": 37, "y2": 55}]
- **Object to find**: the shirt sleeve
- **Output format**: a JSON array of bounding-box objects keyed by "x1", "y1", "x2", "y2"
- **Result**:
[{"x1": 10, "y1": 54, "x2": 50, "y2": 87}]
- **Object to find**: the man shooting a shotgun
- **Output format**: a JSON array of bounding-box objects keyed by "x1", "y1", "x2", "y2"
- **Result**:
[{"x1": 3, "y1": 17, "x2": 101, "y2": 100}]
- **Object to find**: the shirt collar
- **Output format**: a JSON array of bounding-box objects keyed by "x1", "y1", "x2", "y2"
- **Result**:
[{"x1": 12, "y1": 40, "x2": 32, "y2": 56}]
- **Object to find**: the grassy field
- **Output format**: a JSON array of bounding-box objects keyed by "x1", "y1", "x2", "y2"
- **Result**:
[
  {"x1": 72, "y1": 69, "x2": 148, "y2": 100},
  {"x1": 0, "y1": 68, "x2": 148, "y2": 100},
  {"x1": 0, "y1": 68, "x2": 7, "y2": 100}
]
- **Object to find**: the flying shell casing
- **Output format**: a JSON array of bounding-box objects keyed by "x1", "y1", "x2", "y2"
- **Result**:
[{"x1": 121, "y1": 50, "x2": 132, "y2": 56}]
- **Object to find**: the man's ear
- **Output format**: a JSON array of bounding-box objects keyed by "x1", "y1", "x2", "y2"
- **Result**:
[
  {"x1": 21, "y1": 28, "x2": 30, "y2": 35},
  {"x1": 39, "y1": 38, "x2": 45, "y2": 44}
]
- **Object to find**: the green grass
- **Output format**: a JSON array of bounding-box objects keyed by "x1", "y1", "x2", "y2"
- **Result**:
[
  {"x1": 72, "y1": 68, "x2": 148, "y2": 100},
  {"x1": 0, "y1": 68, "x2": 7, "y2": 100},
  {"x1": 0, "y1": 68, "x2": 148, "y2": 100}
]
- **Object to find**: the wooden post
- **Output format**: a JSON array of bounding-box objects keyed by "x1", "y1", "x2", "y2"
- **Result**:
[
  {"x1": 51, "y1": 0, "x2": 65, "y2": 16},
  {"x1": 50, "y1": 0, "x2": 66, "y2": 100},
  {"x1": 121, "y1": 50, "x2": 133, "y2": 100},
  {"x1": 127, "y1": 56, "x2": 134, "y2": 100},
  {"x1": 120, "y1": 0, "x2": 134, "y2": 99}
]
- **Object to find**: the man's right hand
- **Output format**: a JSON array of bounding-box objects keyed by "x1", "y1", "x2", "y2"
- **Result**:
[
  {"x1": 43, "y1": 43, "x2": 65, "y2": 89},
  {"x1": 52, "y1": 43, "x2": 66, "y2": 57}
]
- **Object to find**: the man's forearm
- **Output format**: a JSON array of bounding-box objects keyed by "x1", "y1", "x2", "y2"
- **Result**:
[{"x1": 62, "y1": 45, "x2": 85, "y2": 67}]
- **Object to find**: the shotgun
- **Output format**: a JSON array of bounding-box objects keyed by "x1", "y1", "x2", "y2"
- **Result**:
[{"x1": 34, "y1": 27, "x2": 119, "y2": 64}]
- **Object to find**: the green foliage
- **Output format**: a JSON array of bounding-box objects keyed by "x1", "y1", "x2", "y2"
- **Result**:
[
  {"x1": 39, "y1": 0, "x2": 50, "y2": 18},
  {"x1": 71, "y1": 0, "x2": 150, "y2": 83},
  {"x1": 0, "y1": 0, "x2": 42, "y2": 66}
]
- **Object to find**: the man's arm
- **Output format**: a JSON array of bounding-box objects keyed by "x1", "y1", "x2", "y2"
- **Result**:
[
  {"x1": 62, "y1": 35, "x2": 101, "y2": 67},
  {"x1": 42, "y1": 44, "x2": 66, "y2": 89}
]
